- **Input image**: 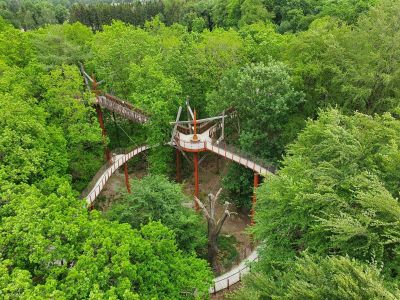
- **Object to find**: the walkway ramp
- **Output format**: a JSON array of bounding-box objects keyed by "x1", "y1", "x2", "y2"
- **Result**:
[
  {"x1": 205, "y1": 142, "x2": 273, "y2": 176},
  {"x1": 210, "y1": 249, "x2": 258, "y2": 293},
  {"x1": 96, "y1": 94, "x2": 149, "y2": 124},
  {"x1": 85, "y1": 145, "x2": 149, "y2": 206}
]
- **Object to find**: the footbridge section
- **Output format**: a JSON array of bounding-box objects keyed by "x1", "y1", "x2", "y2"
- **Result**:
[
  {"x1": 83, "y1": 145, "x2": 150, "y2": 206},
  {"x1": 96, "y1": 94, "x2": 149, "y2": 124}
]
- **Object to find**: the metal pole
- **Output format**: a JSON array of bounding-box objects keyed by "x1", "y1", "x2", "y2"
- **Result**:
[
  {"x1": 124, "y1": 162, "x2": 131, "y2": 193},
  {"x1": 192, "y1": 109, "x2": 198, "y2": 141},
  {"x1": 93, "y1": 75, "x2": 111, "y2": 163}
]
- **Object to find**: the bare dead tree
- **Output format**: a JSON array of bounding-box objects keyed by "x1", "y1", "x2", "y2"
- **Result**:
[{"x1": 194, "y1": 188, "x2": 231, "y2": 272}]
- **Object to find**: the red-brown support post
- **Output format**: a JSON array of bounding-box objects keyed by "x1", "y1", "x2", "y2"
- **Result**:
[
  {"x1": 194, "y1": 152, "x2": 199, "y2": 211},
  {"x1": 176, "y1": 149, "x2": 181, "y2": 182},
  {"x1": 192, "y1": 109, "x2": 198, "y2": 142},
  {"x1": 96, "y1": 105, "x2": 111, "y2": 163},
  {"x1": 124, "y1": 162, "x2": 131, "y2": 193},
  {"x1": 250, "y1": 173, "x2": 259, "y2": 225},
  {"x1": 92, "y1": 75, "x2": 111, "y2": 163}
]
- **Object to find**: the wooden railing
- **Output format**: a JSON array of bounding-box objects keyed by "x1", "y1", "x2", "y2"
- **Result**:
[
  {"x1": 96, "y1": 96, "x2": 149, "y2": 124},
  {"x1": 210, "y1": 248, "x2": 258, "y2": 294},
  {"x1": 85, "y1": 145, "x2": 149, "y2": 205}
]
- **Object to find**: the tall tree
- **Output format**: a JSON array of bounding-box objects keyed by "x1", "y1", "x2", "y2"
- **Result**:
[
  {"x1": 105, "y1": 175, "x2": 206, "y2": 254},
  {"x1": 253, "y1": 109, "x2": 400, "y2": 277},
  {"x1": 232, "y1": 254, "x2": 400, "y2": 299},
  {"x1": 207, "y1": 60, "x2": 304, "y2": 161},
  {"x1": 195, "y1": 188, "x2": 231, "y2": 272}
]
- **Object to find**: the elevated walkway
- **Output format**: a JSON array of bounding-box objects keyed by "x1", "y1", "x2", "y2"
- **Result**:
[
  {"x1": 173, "y1": 130, "x2": 273, "y2": 176},
  {"x1": 210, "y1": 248, "x2": 258, "y2": 293},
  {"x1": 96, "y1": 94, "x2": 149, "y2": 124},
  {"x1": 84, "y1": 145, "x2": 149, "y2": 206},
  {"x1": 81, "y1": 97, "x2": 270, "y2": 294}
]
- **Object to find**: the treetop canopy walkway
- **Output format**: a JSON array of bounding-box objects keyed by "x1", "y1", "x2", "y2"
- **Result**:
[
  {"x1": 80, "y1": 69, "x2": 273, "y2": 294},
  {"x1": 96, "y1": 94, "x2": 149, "y2": 124}
]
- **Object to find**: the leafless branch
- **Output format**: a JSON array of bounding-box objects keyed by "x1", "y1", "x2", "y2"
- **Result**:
[{"x1": 194, "y1": 196, "x2": 211, "y2": 220}]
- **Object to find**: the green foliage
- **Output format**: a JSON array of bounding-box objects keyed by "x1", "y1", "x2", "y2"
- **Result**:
[
  {"x1": 222, "y1": 164, "x2": 254, "y2": 210},
  {"x1": 89, "y1": 21, "x2": 158, "y2": 98},
  {"x1": 29, "y1": 22, "x2": 93, "y2": 68},
  {"x1": 0, "y1": 183, "x2": 212, "y2": 299},
  {"x1": 253, "y1": 109, "x2": 400, "y2": 277},
  {"x1": 208, "y1": 61, "x2": 304, "y2": 160},
  {"x1": 105, "y1": 175, "x2": 207, "y2": 254},
  {"x1": 239, "y1": 0, "x2": 271, "y2": 27},
  {"x1": 231, "y1": 254, "x2": 400, "y2": 299},
  {"x1": 286, "y1": 1, "x2": 400, "y2": 115},
  {"x1": 218, "y1": 235, "x2": 240, "y2": 270},
  {"x1": 129, "y1": 55, "x2": 183, "y2": 174},
  {"x1": 0, "y1": 76, "x2": 68, "y2": 191},
  {"x1": 264, "y1": 0, "x2": 376, "y2": 33},
  {"x1": 1, "y1": 1, "x2": 400, "y2": 298},
  {"x1": 183, "y1": 28, "x2": 246, "y2": 109},
  {"x1": 239, "y1": 21, "x2": 291, "y2": 64},
  {"x1": 0, "y1": 17, "x2": 32, "y2": 67},
  {"x1": 38, "y1": 65, "x2": 103, "y2": 190}
]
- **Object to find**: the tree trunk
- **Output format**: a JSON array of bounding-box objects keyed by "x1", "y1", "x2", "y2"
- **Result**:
[
  {"x1": 208, "y1": 229, "x2": 219, "y2": 272},
  {"x1": 194, "y1": 189, "x2": 230, "y2": 273}
]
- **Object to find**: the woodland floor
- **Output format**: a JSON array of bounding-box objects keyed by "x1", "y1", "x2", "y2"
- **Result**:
[{"x1": 97, "y1": 152, "x2": 253, "y2": 299}]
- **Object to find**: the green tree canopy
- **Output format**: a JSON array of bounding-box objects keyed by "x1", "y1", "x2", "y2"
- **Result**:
[
  {"x1": 207, "y1": 60, "x2": 304, "y2": 161},
  {"x1": 105, "y1": 175, "x2": 207, "y2": 254},
  {"x1": 29, "y1": 22, "x2": 93, "y2": 68},
  {"x1": 0, "y1": 182, "x2": 212, "y2": 299},
  {"x1": 232, "y1": 254, "x2": 400, "y2": 299},
  {"x1": 253, "y1": 109, "x2": 400, "y2": 277}
]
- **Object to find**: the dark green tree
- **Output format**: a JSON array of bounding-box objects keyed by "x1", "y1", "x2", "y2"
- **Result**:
[
  {"x1": 105, "y1": 175, "x2": 206, "y2": 254},
  {"x1": 232, "y1": 254, "x2": 400, "y2": 299},
  {"x1": 253, "y1": 109, "x2": 400, "y2": 277},
  {"x1": 207, "y1": 60, "x2": 304, "y2": 161}
]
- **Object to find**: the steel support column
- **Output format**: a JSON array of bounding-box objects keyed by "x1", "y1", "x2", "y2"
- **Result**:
[
  {"x1": 251, "y1": 173, "x2": 259, "y2": 225},
  {"x1": 124, "y1": 162, "x2": 131, "y2": 193},
  {"x1": 194, "y1": 152, "x2": 199, "y2": 211}
]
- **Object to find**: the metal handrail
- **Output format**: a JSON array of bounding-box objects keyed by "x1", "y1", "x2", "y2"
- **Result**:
[
  {"x1": 210, "y1": 248, "x2": 259, "y2": 294},
  {"x1": 84, "y1": 145, "x2": 149, "y2": 205}
]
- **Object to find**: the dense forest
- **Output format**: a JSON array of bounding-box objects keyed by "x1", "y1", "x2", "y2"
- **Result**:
[{"x1": 0, "y1": 0, "x2": 400, "y2": 298}]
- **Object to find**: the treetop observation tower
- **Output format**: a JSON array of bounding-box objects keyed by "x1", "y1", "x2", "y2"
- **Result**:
[
  {"x1": 170, "y1": 102, "x2": 273, "y2": 215},
  {"x1": 80, "y1": 69, "x2": 274, "y2": 293},
  {"x1": 80, "y1": 67, "x2": 274, "y2": 222}
]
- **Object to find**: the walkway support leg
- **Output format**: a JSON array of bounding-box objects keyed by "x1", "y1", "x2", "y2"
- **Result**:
[
  {"x1": 124, "y1": 162, "x2": 131, "y2": 193},
  {"x1": 251, "y1": 173, "x2": 259, "y2": 225},
  {"x1": 96, "y1": 105, "x2": 111, "y2": 163},
  {"x1": 194, "y1": 152, "x2": 199, "y2": 211},
  {"x1": 176, "y1": 149, "x2": 181, "y2": 182}
]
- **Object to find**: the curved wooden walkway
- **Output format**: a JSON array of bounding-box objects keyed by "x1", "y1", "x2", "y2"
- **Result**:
[
  {"x1": 210, "y1": 249, "x2": 258, "y2": 293},
  {"x1": 85, "y1": 145, "x2": 150, "y2": 206}
]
